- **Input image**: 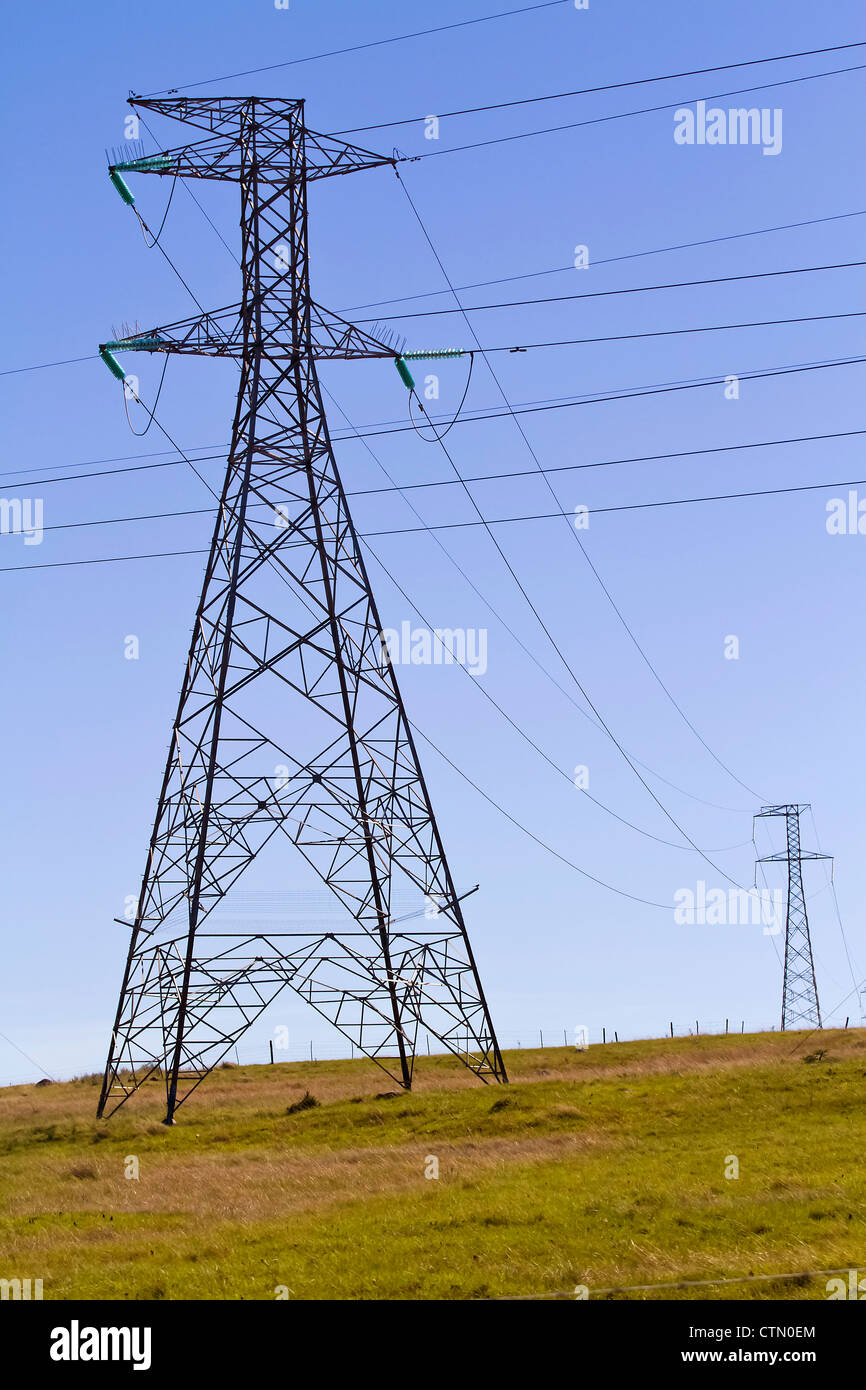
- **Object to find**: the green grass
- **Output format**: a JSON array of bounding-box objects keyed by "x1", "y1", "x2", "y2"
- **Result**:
[{"x1": 1, "y1": 1029, "x2": 864, "y2": 1299}]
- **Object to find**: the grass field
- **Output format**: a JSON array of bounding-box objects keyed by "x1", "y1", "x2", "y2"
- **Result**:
[{"x1": 1, "y1": 1029, "x2": 864, "y2": 1301}]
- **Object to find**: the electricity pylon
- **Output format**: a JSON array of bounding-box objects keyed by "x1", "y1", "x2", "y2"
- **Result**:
[
  {"x1": 96, "y1": 96, "x2": 507, "y2": 1123},
  {"x1": 755, "y1": 804, "x2": 829, "y2": 1031}
]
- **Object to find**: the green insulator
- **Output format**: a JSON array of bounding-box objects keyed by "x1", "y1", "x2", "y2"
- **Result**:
[
  {"x1": 109, "y1": 169, "x2": 135, "y2": 206},
  {"x1": 395, "y1": 356, "x2": 416, "y2": 391},
  {"x1": 104, "y1": 336, "x2": 163, "y2": 353},
  {"x1": 100, "y1": 348, "x2": 127, "y2": 381},
  {"x1": 402, "y1": 348, "x2": 464, "y2": 361},
  {"x1": 115, "y1": 154, "x2": 174, "y2": 174}
]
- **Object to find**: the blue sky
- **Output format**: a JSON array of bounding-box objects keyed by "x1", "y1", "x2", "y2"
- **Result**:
[{"x1": 1, "y1": 0, "x2": 864, "y2": 1082}]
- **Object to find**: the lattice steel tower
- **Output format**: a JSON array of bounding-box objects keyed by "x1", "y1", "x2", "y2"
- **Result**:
[
  {"x1": 755, "y1": 804, "x2": 829, "y2": 1031},
  {"x1": 96, "y1": 96, "x2": 507, "y2": 1123}
]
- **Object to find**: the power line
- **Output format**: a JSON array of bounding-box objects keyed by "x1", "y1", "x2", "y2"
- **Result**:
[
  {"x1": 807, "y1": 807, "x2": 860, "y2": 993},
  {"x1": 5, "y1": 230, "x2": 861, "y2": 381},
  {"x1": 410, "y1": 64, "x2": 866, "y2": 162},
  {"x1": 0, "y1": 1029, "x2": 56, "y2": 1082},
  {"x1": 323, "y1": 384, "x2": 759, "y2": 819},
  {"x1": 141, "y1": 0, "x2": 571, "y2": 96},
  {"x1": 326, "y1": 374, "x2": 755, "y2": 840},
  {"x1": 360, "y1": 473, "x2": 866, "y2": 531},
  {"x1": 481, "y1": 311, "x2": 866, "y2": 354},
  {"x1": 364, "y1": 536, "x2": 749, "y2": 855},
  {"x1": 4, "y1": 308, "x2": 857, "y2": 386},
  {"x1": 396, "y1": 175, "x2": 761, "y2": 869},
  {"x1": 7, "y1": 421, "x2": 864, "y2": 498},
  {"x1": 410, "y1": 721, "x2": 672, "y2": 910},
  {"x1": 7, "y1": 469, "x2": 864, "y2": 573},
  {"x1": 335, "y1": 40, "x2": 866, "y2": 132},
  {"x1": 356, "y1": 260, "x2": 866, "y2": 322},
  {"x1": 343, "y1": 209, "x2": 866, "y2": 314},
  {"x1": 396, "y1": 167, "x2": 843, "y2": 809},
  {"x1": 11, "y1": 463, "x2": 865, "y2": 546},
  {"x1": 0, "y1": 354, "x2": 94, "y2": 378},
  {"x1": 350, "y1": 427, "x2": 866, "y2": 499},
  {"x1": 354, "y1": 356, "x2": 866, "y2": 439}
]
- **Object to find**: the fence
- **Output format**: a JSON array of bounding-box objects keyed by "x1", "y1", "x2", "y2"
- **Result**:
[{"x1": 4, "y1": 1014, "x2": 861, "y2": 1088}]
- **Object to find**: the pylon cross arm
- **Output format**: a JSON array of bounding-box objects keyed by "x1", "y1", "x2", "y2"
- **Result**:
[{"x1": 101, "y1": 303, "x2": 399, "y2": 365}]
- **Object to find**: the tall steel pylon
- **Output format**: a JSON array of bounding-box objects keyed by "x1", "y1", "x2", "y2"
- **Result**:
[
  {"x1": 96, "y1": 96, "x2": 507, "y2": 1123},
  {"x1": 755, "y1": 804, "x2": 830, "y2": 1031}
]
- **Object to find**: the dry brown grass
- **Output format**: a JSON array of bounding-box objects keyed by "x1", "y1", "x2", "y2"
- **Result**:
[{"x1": 2, "y1": 1029, "x2": 863, "y2": 1299}]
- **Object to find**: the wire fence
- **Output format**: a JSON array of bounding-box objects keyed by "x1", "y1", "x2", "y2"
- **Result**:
[
  {"x1": 3, "y1": 1014, "x2": 861, "y2": 1088},
  {"x1": 228, "y1": 1016, "x2": 796, "y2": 1068}
]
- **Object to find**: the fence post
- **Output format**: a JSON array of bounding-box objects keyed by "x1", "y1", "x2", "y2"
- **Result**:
[
  {"x1": 670, "y1": 1021, "x2": 673, "y2": 1038},
  {"x1": 269, "y1": 1039, "x2": 274, "y2": 1065},
  {"x1": 725, "y1": 1018, "x2": 728, "y2": 1035},
  {"x1": 614, "y1": 1031, "x2": 618, "y2": 1043},
  {"x1": 602, "y1": 1027, "x2": 606, "y2": 1044},
  {"x1": 540, "y1": 1030, "x2": 544, "y2": 1049}
]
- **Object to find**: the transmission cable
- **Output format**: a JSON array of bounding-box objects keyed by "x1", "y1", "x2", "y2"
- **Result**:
[
  {"x1": 356, "y1": 260, "x2": 866, "y2": 323},
  {"x1": 343, "y1": 208, "x2": 866, "y2": 313},
  {"x1": 142, "y1": 0, "x2": 573, "y2": 96},
  {"x1": 5, "y1": 425, "x2": 863, "y2": 495},
  {"x1": 363, "y1": 533, "x2": 750, "y2": 855},
  {"x1": 409, "y1": 65, "x2": 866, "y2": 162},
  {"x1": 394, "y1": 174, "x2": 800, "y2": 804},
  {"x1": 323, "y1": 383, "x2": 756, "y2": 817},
  {"x1": 335, "y1": 40, "x2": 866, "y2": 132}
]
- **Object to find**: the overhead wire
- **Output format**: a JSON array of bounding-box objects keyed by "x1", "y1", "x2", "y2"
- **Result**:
[
  {"x1": 350, "y1": 355, "x2": 866, "y2": 439},
  {"x1": 4, "y1": 425, "x2": 863, "y2": 495},
  {"x1": 9, "y1": 469, "x2": 866, "y2": 564},
  {"x1": 397, "y1": 272, "x2": 752, "y2": 879},
  {"x1": 142, "y1": 0, "x2": 573, "y2": 96},
  {"x1": 355, "y1": 260, "x2": 866, "y2": 322},
  {"x1": 363, "y1": 532, "x2": 752, "y2": 854},
  {"x1": 322, "y1": 384, "x2": 759, "y2": 818},
  {"x1": 342, "y1": 208, "x2": 866, "y2": 312},
  {"x1": 392, "y1": 184, "x2": 764, "y2": 873},
  {"x1": 408, "y1": 64, "x2": 866, "y2": 162},
  {"x1": 335, "y1": 40, "x2": 866, "y2": 133},
  {"x1": 4, "y1": 226, "x2": 862, "y2": 380},
  {"x1": 807, "y1": 806, "x2": 860, "y2": 994},
  {"x1": 396, "y1": 174, "x2": 775, "y2": 802}
]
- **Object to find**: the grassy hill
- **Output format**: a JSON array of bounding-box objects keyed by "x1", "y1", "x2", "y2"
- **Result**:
[{"x1": 1, "y1": 1029, "x2": 864, "y2": 1300}]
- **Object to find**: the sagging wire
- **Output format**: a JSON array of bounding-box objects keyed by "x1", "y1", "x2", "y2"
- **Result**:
[
  {"x1": 134, "y1": 171, "x2": 179, "y2": 248},
  {"x1": 121, "y1": 354, "x2": 170, "y2": 437},
  {"x1": 408, "y1": 351, "x2": 475, "y2": 443}
]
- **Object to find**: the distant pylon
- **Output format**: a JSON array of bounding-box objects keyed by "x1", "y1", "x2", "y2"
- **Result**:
[
  {"x1": 755, "y1": 804, "x2": 830, "y2": 1031},
  {"x1": 95, "y1": 95, "x2": 507, "y2": 1123}
]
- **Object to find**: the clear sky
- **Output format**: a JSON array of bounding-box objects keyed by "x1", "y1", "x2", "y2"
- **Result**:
[{"x1": 1, "y1": 0, "x2": 864, "y2": 1083}]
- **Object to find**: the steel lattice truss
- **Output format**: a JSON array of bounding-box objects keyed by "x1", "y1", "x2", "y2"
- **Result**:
[
  {"x1": 755, "y1": 803, "x2": 829, "y2": 1031},
  {"x1": 97, "y1": 96, "x2": 507, "y2": 1123}
]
